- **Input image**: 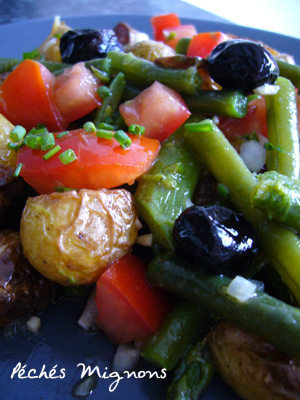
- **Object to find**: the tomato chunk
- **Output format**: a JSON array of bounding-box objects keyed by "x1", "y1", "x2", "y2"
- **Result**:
[
  {"x1": 187, "y1": 32, "x2": 229, "y2": 59},
  {"x1": 219, "y1": 97, "x2": 268, "y2": 141},
  {"x1": 163, "y1": 25, "x2": 197, "y2": 49},
  {"x1": 95, "y1": 254, "x2": 172, "y2": 344},
  {"x1": 119, "y1": 81, "x2": 191, "y2": 142},
  {"x1": 17, "y1": 129, "x2": 160, "y2": 194},
  {"x1": 53, "y1": 62, "x2": 101, "y2": 123},
  {"x1": 0, "y1": 59, "x2": 66, "y2": 132},
  {"x1": 151, "y1": 13, "x2": 180, "y2": 42}
]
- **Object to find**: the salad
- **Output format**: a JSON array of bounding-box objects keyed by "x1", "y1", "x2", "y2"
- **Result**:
[{"x1": 1, "y1": 12, "x2": 300, "y2": 400}]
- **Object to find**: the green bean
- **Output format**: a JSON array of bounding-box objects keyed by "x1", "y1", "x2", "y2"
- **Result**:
[
  {"x1": 142, "y1": 300, "x2": 208, "y2": 370},
  {"x1": 276, "y1": 59, "x2": 300, "y2": 88},
  {"x1": 94, "y1": 72, "x2": 125, "y2": 126},
  {"x1": 250, "y1": 170, "x2": 300, "y2": 231},
  {"x1": 184, "y1": 90, "x2": 248, "y2": 118},
  {"x1": 106, "y1": 51, "x2": 202, "y2": 95},
  {"x1": 175, "y1": 38, "x2": 192, "y2": 55},
  {"x1": 0, "y1": 58, "x2": 70, "y2": 74},
  {"x1": 134, "y1": 122, "x2": 202, "y2": 251},
  {"x1": 184, "y1": 120, "x2": 300, "y2": 304},
  {"x1": 147, "y1": 253, "x2": 300, "y2": 362},
  {"x1": 166, "y1": 338, "x2": 214, "y2": 400},
  {"x1": 0, "y1": 57, "x2": 111, "y2": 77},
  {"x1": 265, "y1": 77, "x2": 299, "y2": 179}
]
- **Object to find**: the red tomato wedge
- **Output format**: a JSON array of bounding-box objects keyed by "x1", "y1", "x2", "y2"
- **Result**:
[
  {"x1": 218, "y1": 98, "x2": 268, "y2": 141},
  {"x1": 0, "y1": 59, "x2": 66, "y2": 132},
  {"x1": 187, "y1": 32, "x2": 229, "y2": 59},
  {"x1": 119, "y1": 81, "x2": 191, "y2": 142},
  {"x1": 17, "y1": 129, "x2": 160, "y2": 194},
  {"x1": 53, "y1": 62, "x2": 101, "y2": 123},
  {"x1": 95, "y1": 254, "x2": 172, "y2": 344},
  {"x1": 151, "y1": 13, "x2": 180, "y2": 42},
  {"x1": 163, "y1": 25, "x2": 198, "y2": 49}
]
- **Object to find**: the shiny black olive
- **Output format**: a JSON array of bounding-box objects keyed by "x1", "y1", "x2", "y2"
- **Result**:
[
  {"x1": 208, "y1": 39, "x2": 279, "y2": 92},
  {"x1": 172, "y1": 205, "x2": 258, "y2": 276},
  {"x1": 60, "y1": 29, "x2": 123, "y2": 63}
]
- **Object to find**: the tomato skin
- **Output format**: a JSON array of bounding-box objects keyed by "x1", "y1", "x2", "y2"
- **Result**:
[
  {"x1": 53, "y1": 62, "x2": 101, "y2": 123},
  {"x1": 119, "y1": 81, "x2": 191, "y2": 142},
  {"x1": 0, "y1": 59, "x2": 66, "y2": 132},
  {"x1": 17, "y1": 129, "x2": 160, "y2": 194},
  {"x1": 163, "y1": 25, "x2": 197, "y2": 49},
  {"x1": 151, "y1": 13, "x2": 180, "y2": 42},
  {"x1": 187, "y1": 32, "x2": 229, "y2": 59},
  {"x1": 95, "y1": 254, "x2": 172, "y2": 344}
]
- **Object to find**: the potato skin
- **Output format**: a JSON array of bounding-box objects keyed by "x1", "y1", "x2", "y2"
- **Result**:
[
  {"x1": 207, "y1": 320, "x2": 300, "y2": 400},
  {"x1": 0, "y1": 230, "x2": 59, "y2": 326},
  {"x1": 20, "y1": 188, "x2": 141, "y2": 286},
  {"x1": 127, "y1": 40, "x2": 175, "y2": 62}
]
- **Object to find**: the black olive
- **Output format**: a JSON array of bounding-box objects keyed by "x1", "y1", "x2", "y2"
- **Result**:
[
  {"x1": 172, "y1": 205, "x2": 258, "y2": 276},
  {"x1": 208, "y1": 39, "x2": 279, "y2": 92},
  {"x1": 60, "y1": 29, "x2": 123, "y2": 64}
]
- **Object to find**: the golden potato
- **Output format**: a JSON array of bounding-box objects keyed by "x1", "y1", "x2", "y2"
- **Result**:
[
  {"x1": 126, "y1": 40, "x2": 175, "y2": 62},
  {"x1": 38, "y1": 16, "x2": 71, "y2": 62},
  {"x1": 20, "y1": 188, "x2": 141, "y2": 286},
  {"x1": 207, "y1": 320, "x2": 300, "y2": 400},
  {"x1": 0, "y1": 114, "x2": 16, "y2": 168}
]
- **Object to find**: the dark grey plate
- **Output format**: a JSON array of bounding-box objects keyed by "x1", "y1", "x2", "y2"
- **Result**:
[{"x1": 0, "y1": 14, "x2": 299, "y2": 400}]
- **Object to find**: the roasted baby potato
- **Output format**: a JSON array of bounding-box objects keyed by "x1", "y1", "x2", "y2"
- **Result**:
[
  {"x1": 20, "y1": 188, "x2": 141, "y2": 286},
  {"x1": 0, "y1": 230, "x2": 59, "y2": 326},
  {"x1": 0, "y1": 114, "x2": 16, "y2": 168},
  {"x1": 126, "y1": 40, "x2": 175, "y2": 62},
  {"x1": 38, "y1": 16, "x2": 71, "y2": 62},
  {"x1": 207, "y1": 320, "x2": 300, "y2": 400}
]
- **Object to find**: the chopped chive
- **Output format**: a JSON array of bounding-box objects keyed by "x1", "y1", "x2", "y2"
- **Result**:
[
  {"x1": 217, "y1": 183, "x2": 230, "y2": 199},
  {"x1": 36, "y1": 123, "x2": 47, "y2": 130},
  {"x1": 166, "y1": 31, "x2": 177, "y2": 41},
  {"x1": 13, "y1": 163, "x2": 23, "y2": 177},
  {"x1": 39, "y1": 133, "x2": 55, "y2": 151},
  {"x1": 8, "y1": 142, "x2": 21, "y2": 151},
  {"x1": 96, "y1": 129, "x2": 114, "y2": 139},
  {"x1": 57, "y1": 130, "x2": 69, "y2": 139},
  {"x1": 90, "y1": 66, "x2": 110, "y2": 83},
  {"x1": 43, "y1": 145, "x2": 61, "y2": 160},
  {"x1": 55, "y1": 186, "x2": 76, "y2": 192},
  {"x1": 97, "y1": 86, "x2": 111, "y2": 98},
  {"x1": 83, "y1": 121, "x2": 96, "y2": 133},
  {"x1": 97, "y1": 122, "x2": 114, "y2": 131},
  {"x1": 128, "y1": 124, "x2": 145, "y2": 135},
  {"x1": 264, "y1": 142, "x2": 285, "y2": 153},
  {"x1": 59, "y1": 149, "x2": 78, "y2": 165},
  {"x1": 114, "y1": 130, "x2": 131, "y2": 149},
  {"x1": 28, "y1": 126, "x2": 48, "y2": 136},
  {"x1": 185, "y1": 121, "x2": 213, "y2": 133},
  {"x1": 10, "y1": 125, "x2": 26, "y2": 142},
  {"x1": 25, "y1": 134, "x2": 40, "y2": 149}
]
